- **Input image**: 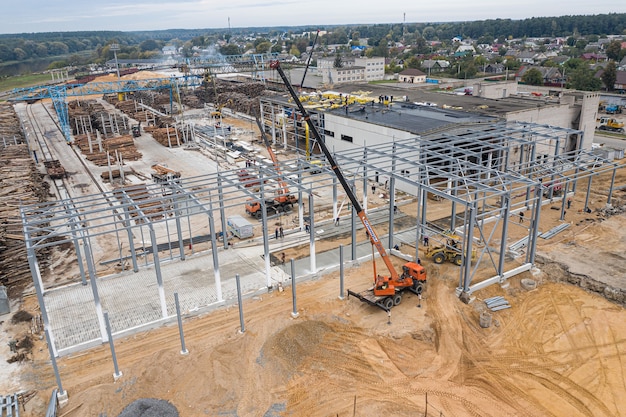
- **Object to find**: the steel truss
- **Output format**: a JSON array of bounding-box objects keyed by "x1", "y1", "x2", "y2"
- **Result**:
[
  {"x1": 326, "y1": 121, "x2": 625, "y2": 297},
  {"x1": 20, "y1": 119, "x2": 625, "y2": 354},
  {"x1": 9, "y1": 76, "x2": 202, "y2": 143}
]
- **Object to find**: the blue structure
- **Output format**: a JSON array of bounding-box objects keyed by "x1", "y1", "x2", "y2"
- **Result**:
[{"x1": 8, "y1": 76, "x2": 202, "y2": 143}]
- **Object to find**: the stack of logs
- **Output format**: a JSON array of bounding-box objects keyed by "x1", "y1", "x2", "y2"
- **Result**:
[
  {"x1": 142, "y1": 125, "x2": 184, "y2": 147},
  {"x1": 68, "y1": 100, "x2": 130, "y2": 137},
  {"x1": 73, "y1": 133, "x2": 142, "y2": 166},
  {"x1": 114, "y1": 100, "x2": 156, "y2": 125},
  {"x1": 0, "y1": 143, "x2": 53, "y2": 294},
  {"x1": 0, "y1": 103, "x2": 26, "y2": 145}
]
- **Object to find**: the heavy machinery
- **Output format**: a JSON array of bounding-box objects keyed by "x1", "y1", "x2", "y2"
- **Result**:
[
  {"x1": 245, "y1": 117, "x2": 297, "y2": 219},
  {"x1": 210, "y1": 99, "x2": 232, "y2": 118},
  {"x1": 269, "y1": 60, "x2": 427, "y2": 311},
  {"x1": 131, "y1": 124, "x2": 141, "y2": 137},
  {"x1": 597, "y1": 117, "x2": 625, "y2": 133},
  {"x1": 425, "y1": 232, "x2": 468, "y2": 265},
  {"x1": 604, "y1": 104, "x2": 621, "y2": 115}
]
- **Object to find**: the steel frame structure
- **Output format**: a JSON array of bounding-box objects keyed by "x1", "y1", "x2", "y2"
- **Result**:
[{"x1": 20, "y1": 115, "x2": 625, "y2": 355}]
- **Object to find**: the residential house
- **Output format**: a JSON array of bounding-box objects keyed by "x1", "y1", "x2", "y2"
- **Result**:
[
  {"x1": 484, "y1": 63, "x2": 505, "y2": 74},
  {"x1": 421, "y1": 60, "x2": 450, "y2": 74},
  {"x1": 514, "y1": 51, "x2": 548, "y2": 65},
  {"x1": 162, "y1": 45, "x2": 178, "y2": 56},
  {"x1": 596, "y1": 68, "x2": 626, "y2": 92},
  {"x1": 516, "y1": 65, "x2": 563, "y2": 85},
  {"x1": 398, "y1": 68, "x2": 427, "y2": 83},
  {"x1": 581, "y1": 53, "x2": 607, "y2": 62},
  {"x1": 456, "y1": 45, "x2": 476, "y2": 55},
  {"x1": 615, "y1": 71, "x2": 626, "y2": 92}
]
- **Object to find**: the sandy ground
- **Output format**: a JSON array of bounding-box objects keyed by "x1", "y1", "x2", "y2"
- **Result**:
[
  {"x1": 6, "y1": 248, "x2": 626, "y2": 417},
  {"x1": 4, "y1": 195, "x2": 626, "y2": 416},
  {"x1": 2, "y1": 81, "x2": 626, "y2": 416}
]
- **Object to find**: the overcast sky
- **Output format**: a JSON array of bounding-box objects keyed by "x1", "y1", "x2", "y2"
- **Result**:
[{"x1": 3, "y1": 1, "x2": 626, "y2": 35}]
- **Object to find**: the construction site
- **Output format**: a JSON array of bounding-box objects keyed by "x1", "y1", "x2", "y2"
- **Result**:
[{"x1": 2, "y1": 55, "x2": 626, "y2": 417}]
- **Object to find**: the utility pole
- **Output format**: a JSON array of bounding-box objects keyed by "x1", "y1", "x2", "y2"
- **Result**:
[{"x1": 110, "y1": 44, "x2": 121, "y2": 79}]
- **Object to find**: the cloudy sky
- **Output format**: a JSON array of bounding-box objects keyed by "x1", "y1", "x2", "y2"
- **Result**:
[{"x1": 3, "y1": 0, "x2": 626, "y2": 34}]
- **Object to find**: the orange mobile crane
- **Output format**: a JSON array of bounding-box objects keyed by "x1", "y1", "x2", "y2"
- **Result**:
[
  {"x1": 245, "y1": 117, "x2": 298, "y2": 219},
  {"x1": 269, "y1": 60, "x2": 426, "y2": 311}
]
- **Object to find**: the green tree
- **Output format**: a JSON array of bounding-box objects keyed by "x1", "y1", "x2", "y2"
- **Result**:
[
  {"x1": 504, "y1": 58, "x2": 521, "y2": 71},
  {"x1": 575, "y1": 39, "x2": 588, "y2": 50},
  {"x1": 422, "y1": 26, "x2": 436, "y2": 40},
  {"x1": 13, "y1": 47, "x2": 26, "y2": 60},
  {"x1": 139, "y1": 40, "x2": 160, "y2": 52},
  {"x1": 271, "y1": 42, "x2": 283, "y2": 53},
  {"x1": 522, "y1": 68, "x2": 544, "y2": 85},
  {"x1": 220, "y1": 44, "x2": 241, "y2": 55},
  {"x1": 333, "y1": 53, "x2": 343, "y2": 68},
  {"x1": 474, "y1": 56, "x2": 487, "y2": 72},
  {"x1": 567, "y1": 67, "x2": 602, "y2": 91},
  {"x1": 48, "y1": 42, "x2": 69, "y2": 55},
  {"x1": 289, "y1": 45, "x2": 300, "y2": 56},
  {"x1": 404, "y1": 56, "x2": 420, "y2": 69},
  {"x1": 600, "y1": 61, "x2": 617, "y2": 91},
  {"x1": 255, "y1": 41, "x2": 272, "y2": 54},
  {"x1": 296, "y1": 38, "x2": 309, "y2": 55},
  {"x1": 605, "y1": 40, "x2": 622, "y2": 61}
]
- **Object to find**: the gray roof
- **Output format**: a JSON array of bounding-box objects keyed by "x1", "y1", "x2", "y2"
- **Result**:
[{"x1": 325, "y1": 101, "x2": 498, "y2": 135}]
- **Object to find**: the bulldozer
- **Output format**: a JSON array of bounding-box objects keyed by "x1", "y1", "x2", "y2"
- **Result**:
[{"x1": 425, "y1": 233, "x2": 474, "y2": 266}]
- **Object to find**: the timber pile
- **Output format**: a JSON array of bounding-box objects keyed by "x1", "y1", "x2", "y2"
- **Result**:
[
  {"x1": 112, "y1": 184, "x2": 166, "y2": 222},
  {"x1": 144, "y1": 126, "x2": 183, "y2": 147},
  {"x1": 43, "y1": 160, "x2": 66, "y2": 179},
  {"x1": 114, "y1": 100, "x2": 154, "y2": 124},
  {"x1": 182, "y1": 94, "x2": 202, "y2": 109},
  {"x1": 0, "y1": 144, "x2": 53, "y2": 293},
  {"x1": 194, "y1": 80, "x2": 270, "y2": 114},
  {"x1": 0, "y1": 103, "x2": 26, "y2": 145},
  {"x1": 73, "y1": 134, "x2": 142, "y2": 166},
  {"x1": 101, "y1": 169, "x2": 132, "y2": 181}
]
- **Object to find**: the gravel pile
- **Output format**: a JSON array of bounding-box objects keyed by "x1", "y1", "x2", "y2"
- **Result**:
[{"x1": 117, "y1": 398, "x2": 179, "y2": 417}]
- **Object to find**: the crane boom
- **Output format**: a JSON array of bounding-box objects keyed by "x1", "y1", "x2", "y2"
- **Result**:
[
  {"x1": 255, "y1": 116, "x2": 290, "y2": 196},
  {"x1": 269, "y1": 60, "x2": 399, "y2": 281},
  {"x1": 299, "y1": 29, "x2": 320, "y2": 88}
]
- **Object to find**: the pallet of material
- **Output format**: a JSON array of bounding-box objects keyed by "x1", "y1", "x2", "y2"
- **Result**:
[{"x1": 44, "y1": 160, "x2": 66, "y2": 179}]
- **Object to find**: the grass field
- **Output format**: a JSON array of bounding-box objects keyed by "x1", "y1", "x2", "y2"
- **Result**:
[{"x1": 0, "y1": 73, "x2": 54, "y2": 94}]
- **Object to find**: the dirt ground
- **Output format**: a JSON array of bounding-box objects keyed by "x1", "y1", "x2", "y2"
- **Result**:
[
  {"x1": 2, "y1": 77, "x2": 626, "y2": 416},
  {"x1": 3, "y1": 182, "x2": 626, "y2": 416}
]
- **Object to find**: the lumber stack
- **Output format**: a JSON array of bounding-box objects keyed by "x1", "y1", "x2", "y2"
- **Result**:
[
  {"x1": 0, "y1": 103, "x2": 26, "y2": 145},
  {"x1": 73, "y1": 133, "x2": 142, "y2": 166},
  {"x1": 0, "y1": 143, "x2": 54, "y2": 292},
  {"x1": 145, "y1": 126, "x2": 183, "y2": 147}
]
